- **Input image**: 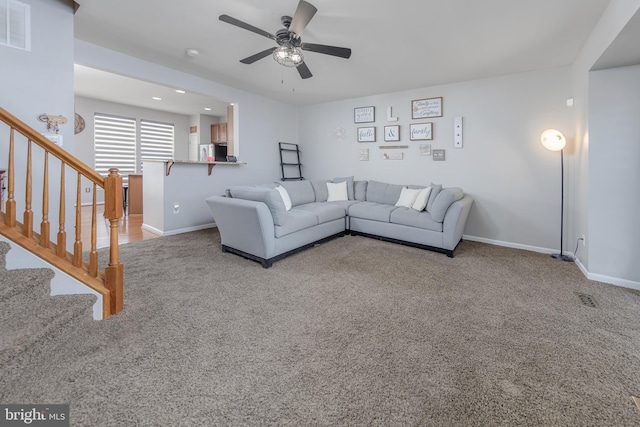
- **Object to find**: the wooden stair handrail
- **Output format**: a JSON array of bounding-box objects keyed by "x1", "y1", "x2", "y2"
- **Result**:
[
  {"x1": 0, "y1": 108, "x2": 104, "y2": 185},
  {"x1": 0, "y1": 107, "x2": 124, "y2": 318}
]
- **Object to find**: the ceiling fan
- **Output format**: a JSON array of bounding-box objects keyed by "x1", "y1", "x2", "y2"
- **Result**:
[{"x1": 219, "y1": 0, "x2": 352, "y2": 79}]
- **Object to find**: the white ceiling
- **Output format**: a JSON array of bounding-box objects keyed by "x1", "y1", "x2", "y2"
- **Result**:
[{"x1": 73, "y1": 0, "x2": 613, "y2": 109}]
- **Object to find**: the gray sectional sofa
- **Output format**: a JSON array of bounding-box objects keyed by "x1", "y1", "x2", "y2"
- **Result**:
[{"x1": 205, "y1": 178, "x2": 473, "y2": 268}]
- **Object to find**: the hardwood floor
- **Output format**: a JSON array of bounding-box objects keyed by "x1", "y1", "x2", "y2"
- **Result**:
[{"x1": 80, "y1": 204, "x2": 160, "y2": 249}]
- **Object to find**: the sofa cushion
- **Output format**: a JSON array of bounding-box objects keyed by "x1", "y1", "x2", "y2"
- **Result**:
[
  {"x1": 275, "y1": 186, "x2": 292, "y2": 211},
  {"x1": 366, "y1": 180, "x2": 405, "y2": 205},
  {"x1": 274, "y1": 210, "x2": 318, "y2": 238},
  {"x1": 311, "y1": 180, "x2": 329, "y2": 202},
  {"x1": 426, "y1": 183, "x2": 442, "y2": 213},
  {"x1": 430, "y1": 188, "x2": 464, "y2": 222},
  {"x1": 412, "y1": 186, "x2": 432, "y2": 211},
  {"x1": 229, "y1": 186, "x2": 288, "y2": 226},
  {"x1": 293, "y1": 202, "x2": 346, "y2": 224},
  {"x1": 348, "y1": 201, "x2": 398, "y2": 222},
  {"x1": 395, "y1": 187, "x2": 422, "y2": 208},
  {"x1": 390, "y1": 208, "x2": 443, "y2": 232},
  {"x1": 333, "y1": 176, "x2": 355, "y2": 200},
  {"x1": 354, "y1": 180, "x2": 368, "y2": 201},
  {"x1": 327, "y1": 181, "x2": 348, "y2": 201},
  {"x1": 279, "y1": 180, "x2": 315, "y2": 206}
]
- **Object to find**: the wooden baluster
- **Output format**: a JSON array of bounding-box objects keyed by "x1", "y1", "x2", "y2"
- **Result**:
[
  {"x1": 5, "y1": 128, "x2": 16, "y2": 227},
  {"x1": 23, "y1": 140, "x2": 33, "y2": 237},
  {"x1": 89, "y1": 183, "x2": 98, "y2": 277},
  {"x1": 104, "y1": 168, "x2": 124, "y2": 315},
  {"x1": 57, "y1": 162, "x2": 66, "y2": 258},
  {"x1": 40, "y1": 152, "x2": 50, "y2": 248},
  {"x1": 73, "y1": 173, "x2": 82, "y2": 267}
]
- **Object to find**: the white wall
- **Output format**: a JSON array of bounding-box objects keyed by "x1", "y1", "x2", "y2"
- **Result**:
[
  {"x1": 299, "y1": 67, "x2": 573, "y2": 252},
  {"x1": 74, "y1": 96, "x2": 191, "y2": 204},
  {"x1": 570, "y1": 0, "x2": 640, "y2": 273},
  {"x1": 588, "y1": 64, "x2": 640, "y2": 284},
  {"x1": 0, "y1": 0, "x2": 75, "y2": 249}
]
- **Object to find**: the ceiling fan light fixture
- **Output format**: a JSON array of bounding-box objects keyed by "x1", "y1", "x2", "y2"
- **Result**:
[{"x1": 273, "y1": 44, "x2": 304, "y2": 67}]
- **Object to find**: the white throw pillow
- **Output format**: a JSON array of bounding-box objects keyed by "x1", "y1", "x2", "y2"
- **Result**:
[
  {"x1": 412, "y1": 186, "x2": 432, "y2": 211},
  {"x1": 275, "y1": 185, "x2": 292, "y2": 211},
  {"x1": 326, "y1": 181, "x2": 348, "y2": 202},
  {"x1": 395, "y1": 187, "x2": 422, "y2": 208}
]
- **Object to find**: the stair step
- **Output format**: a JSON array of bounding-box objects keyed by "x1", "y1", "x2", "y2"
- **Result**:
[
  {"x1": 0, "y1": 241, "x2": 10, "y2": 270},
  {"x1": 0, "y1": 268, "x2": 55, "y2": 303},
  {"x1": 0, "y1": 293, "x2": 96, "y2": 367}
]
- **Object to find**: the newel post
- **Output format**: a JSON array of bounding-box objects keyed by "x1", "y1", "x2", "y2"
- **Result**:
[{"x1": 103, "y1": 168, "x2": 124, "y2": 315}]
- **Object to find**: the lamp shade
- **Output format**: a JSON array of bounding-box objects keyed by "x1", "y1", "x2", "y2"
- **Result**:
[{"x1": 540, "y1": 129, "x2": 566, "y2": 151}]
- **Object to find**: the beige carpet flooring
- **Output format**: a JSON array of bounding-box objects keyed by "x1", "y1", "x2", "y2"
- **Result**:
[{"x1": 2, "y1": 229, "x2": 640, "y2": 426}]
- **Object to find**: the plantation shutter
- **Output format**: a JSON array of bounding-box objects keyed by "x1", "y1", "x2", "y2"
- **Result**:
[
  {"x1": 140, "y1": 120, "x2": 174, "y2": 170},
  {"x1": 94, "y1": 114, "x2": 136, "y2": 185}
]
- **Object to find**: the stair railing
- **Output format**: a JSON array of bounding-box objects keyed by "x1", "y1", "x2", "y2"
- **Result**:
[{"x1": 0, "y1": 107, "x2": 123, "y2": 318}]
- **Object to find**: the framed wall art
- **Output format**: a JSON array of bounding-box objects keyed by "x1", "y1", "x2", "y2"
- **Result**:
[
  {"x1": 384, "y1": 125, "x2": 400, "y2": 142},
  {"x1": 433, "y1": 149, "x2": 446, "y2": 161},
  {"x1": 419, "y1": 144, "x2": 432, "y2": 156},
  {"x1": 354, "y1": 106, "x2": 375, "y2": 123},
  {"x1": 410, "y1": 123, "x2": 433, "y2": 141},
  {"x1": 411, "y1": 97, "x2": 443, "y2": 119},
  {"x1": 357, "y1": 126, "x2": 376, "y2": 142}
]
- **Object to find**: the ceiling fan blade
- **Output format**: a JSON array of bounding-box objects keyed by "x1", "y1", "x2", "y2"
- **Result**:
[
  {"x1": 297, "y1": 62, "x2": 313, "y2": 79},
  {"x1": 289, "y1": 0, "x2": 317, "y2": 38},
  {"x1": 240, "y1": 48, "x2": 277, "y2": 64},
  {"x1": 219, "y1": 14, "x2": 277, "y2": 41},
  {"x1": 301, "y1": 43, "x2": 352, "y2": 59}
]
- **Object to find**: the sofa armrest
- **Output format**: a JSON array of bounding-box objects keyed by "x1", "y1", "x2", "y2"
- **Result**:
[
  {"x1": 205, "y1": 195, "x2": 276, "y2": 259},
  {"x1": 442, "y1": 195, "x2": 474, "y2": 250}
]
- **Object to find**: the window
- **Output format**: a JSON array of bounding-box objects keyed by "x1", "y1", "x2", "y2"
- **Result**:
[
  {"x1": 0, "y1": 0, "x2": 31, "y2": 51},
  {"x1": 94, "y1": 114, "x2": 136, "y2": 185},
  {"x1": 140, "y1": 120, "x2": 174, "y2": 170}
]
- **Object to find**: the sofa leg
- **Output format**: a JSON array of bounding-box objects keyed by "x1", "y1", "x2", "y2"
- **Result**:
[
  {"x1": 446, "y1": 250, "x2": 454, "y2": 258},
  {"x1": 221, "y1": 245, "x2": 228, "y2": 253},
  {"x1": 261, "y1": 259, "x2": 273, "y2": 268}
]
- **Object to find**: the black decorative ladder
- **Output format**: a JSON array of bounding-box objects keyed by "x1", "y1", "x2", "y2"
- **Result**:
[{"x1": 279, "y1": 142, "x2": 303, "y2": 181}]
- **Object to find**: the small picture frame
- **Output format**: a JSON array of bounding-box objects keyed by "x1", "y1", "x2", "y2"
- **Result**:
[
  {"x1": 433, "y1": 149, "x2": 446, "y2": 161},
  {"x1": 410, "y1": 123, "x2": 433, "y2": 141},
  {"x1": 357, "y1": 126, "x2": 376, "y2": 142},
  {"x1": 384, "y1": 125, "x2": 400, "y2": 142},
  {"x1": 419, "y1": 144, "x2": 432, "y2": 156},
  {"x1": 354, "y1": 106, "x2": 375, "y2": 123},
  {"x1": 411, "y1": 97, "x2": 443, "y2": 119}
]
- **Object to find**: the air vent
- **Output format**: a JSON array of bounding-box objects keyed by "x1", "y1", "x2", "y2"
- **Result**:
[
  {"x1": 0, "y1": 0, "x2": 31, "y2": 51},
  {"x1": 576, "y1": 292, "x2": 597, "y2": 308}
]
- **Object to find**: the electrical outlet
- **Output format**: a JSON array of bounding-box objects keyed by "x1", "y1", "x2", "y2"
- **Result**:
[
  {"x1": 85, "y1": 187, "x2": 91, "y2": 193},
  {"x1": 581, "y1": 235, "x2": 586, "y2": 246},
  {"x1": 173, "y1": 203, "x2": 180, "y2": 214}
]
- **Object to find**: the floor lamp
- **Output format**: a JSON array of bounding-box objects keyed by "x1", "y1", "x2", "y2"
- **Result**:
[{"x1": 541, "y1": 129, "x2": 574, "y2": 262}]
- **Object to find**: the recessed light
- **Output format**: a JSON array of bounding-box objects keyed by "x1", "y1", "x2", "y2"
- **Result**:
[
  {"x1": 152, "y1": 97, "x2": 162, "y2": 101},
  {"x1": 175, "y1": 89, "x2": 186, "y2": 94},
  {"x1": 204, "y1": 107, "x2": 212, "y2": 111}
]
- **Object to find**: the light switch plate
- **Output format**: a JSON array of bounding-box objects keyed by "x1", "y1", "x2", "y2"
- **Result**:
[{"x1": 454, "y1": 117, "x2": 463, "y2": 148}]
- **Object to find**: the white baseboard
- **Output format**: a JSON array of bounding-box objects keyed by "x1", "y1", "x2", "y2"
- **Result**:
[
  {"x1": 141, "y1": 222, "x2": 216, "y2": 237},
  {"x1": 574, "y1": 257, "x2": 640, "y2": 291},
  {"x1": 462, "y1": 235, "x2": 556, "y2": 255},
  {"x1": 463, "y1": 234, "x2": 640, "y2": 291}
]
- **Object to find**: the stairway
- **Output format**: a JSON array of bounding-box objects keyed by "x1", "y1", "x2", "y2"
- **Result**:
[{"x1": 0, "y1": 242, "x2": 96, "y2": 367}]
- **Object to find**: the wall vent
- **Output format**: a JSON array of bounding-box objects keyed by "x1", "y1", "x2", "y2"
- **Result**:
[{"x1": 0, "y1": 0, "x2": 31, "y2": 52}]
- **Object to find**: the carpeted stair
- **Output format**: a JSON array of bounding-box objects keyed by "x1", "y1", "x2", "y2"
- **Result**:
[{"x1": 0, "y1": 241, "x2": 96, "y2": 367}]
